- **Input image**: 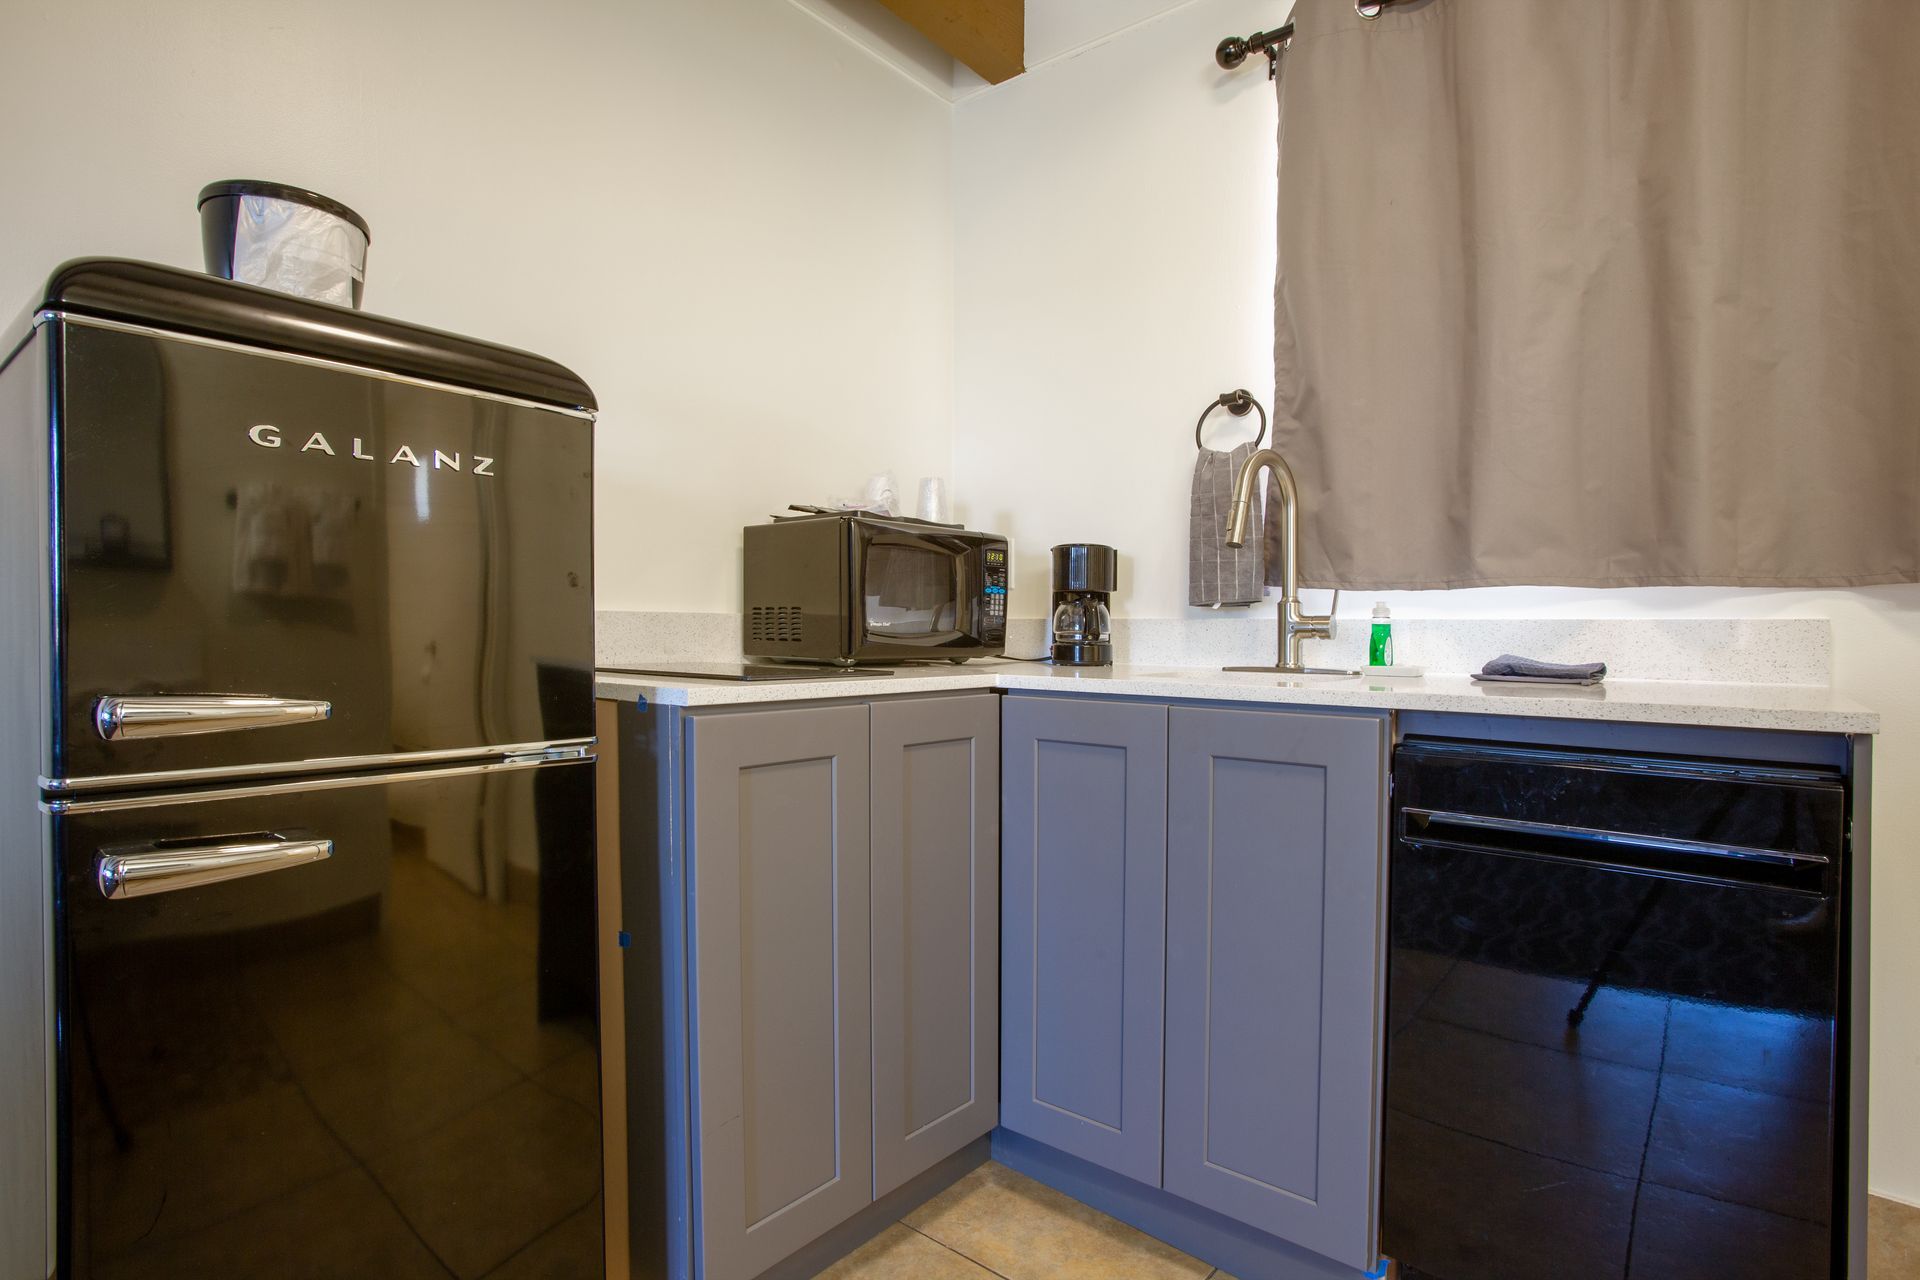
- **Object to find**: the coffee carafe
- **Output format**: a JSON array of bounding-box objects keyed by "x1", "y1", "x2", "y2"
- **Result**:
[{"x1": 1050, "y1": 543, "x2": 1117, "y2": 666}]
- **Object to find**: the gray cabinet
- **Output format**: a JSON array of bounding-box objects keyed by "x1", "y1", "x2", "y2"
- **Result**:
[
  {"x1": 999, "y1": 693, "x2": 1389, "y2": 1273},
  {"x1": 1000, "y1": 695, "x2": 1169, "y2": 1186},
  {"x1": 1163, "y1": 705, "x2": 1388, "y2": 1270},
  {"x1": 686, "y1": 704, "x2": 873, "y2": 1280},
  {"x1": 870, "y1": 693, "x2": 1000, "y2": 1196},
  {"x1": 681, "y1": 693, "x2": 999, "y2": 1280}
]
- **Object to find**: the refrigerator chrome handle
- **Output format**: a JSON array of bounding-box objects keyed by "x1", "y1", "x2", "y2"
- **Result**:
[
  {"x1": 95, "y1": 695, "x2": 332, "y2": 741},
  {"x1": 97, "y1": 836, "x2": 334, "y2": 900}
]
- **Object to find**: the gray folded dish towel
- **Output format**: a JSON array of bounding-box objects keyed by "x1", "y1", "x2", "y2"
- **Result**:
[
  {"x1": 1189, "y1": 440, "x2": 1278, "y2": 608},
  {"x1": 1473, "y1": 654, "x2": 1608, "y2": 685}
]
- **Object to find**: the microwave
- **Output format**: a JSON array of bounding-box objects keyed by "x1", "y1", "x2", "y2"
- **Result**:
[{"x1": 743, "y1": 513, "x2": 1009, "y2": 664}]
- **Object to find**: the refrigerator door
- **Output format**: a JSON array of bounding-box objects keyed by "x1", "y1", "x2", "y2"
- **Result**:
[
  {"x1": 50, "y1": 318, "x2": 594, "y2": 788},
  {"x1": 53, "y1": 756, "x2": 603, "y2": 1280}
]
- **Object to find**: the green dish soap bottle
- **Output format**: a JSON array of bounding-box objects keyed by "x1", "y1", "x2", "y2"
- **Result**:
[{"x1": 1368, "y1": 602, "x2": 1394, "y2": 667}]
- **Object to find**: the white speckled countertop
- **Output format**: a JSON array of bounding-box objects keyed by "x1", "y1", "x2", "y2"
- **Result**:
[{"x1": 594, "y1": 662, "x2": 1878, "y2": 735}]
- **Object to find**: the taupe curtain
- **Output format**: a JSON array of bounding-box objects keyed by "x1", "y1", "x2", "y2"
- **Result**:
[{"x1": 1273, "y1": 0, "x2": 1920, "y2": 589}]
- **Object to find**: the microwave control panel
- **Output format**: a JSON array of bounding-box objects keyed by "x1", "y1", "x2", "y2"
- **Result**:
[{"x1": 982, "y1": 544, "x2": 1009, "y2": 640}]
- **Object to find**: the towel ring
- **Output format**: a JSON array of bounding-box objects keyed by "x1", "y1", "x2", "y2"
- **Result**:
[{"x1": 1194, "y1": 389, "x2": 1268, "y2": 452}]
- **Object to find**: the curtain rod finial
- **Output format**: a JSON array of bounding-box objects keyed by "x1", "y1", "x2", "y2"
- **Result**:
[
  {"x1": 1215, "y1": 36, "x2": 1250, "y2": 70},
  {"x1": 1215, "y1": 26, "x2": 1291, "y2": 76}
]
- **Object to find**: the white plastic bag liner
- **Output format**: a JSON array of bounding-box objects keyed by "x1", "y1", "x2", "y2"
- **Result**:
[{"x1": 230, "y1": 195, "x2": 368, "y2": 307}]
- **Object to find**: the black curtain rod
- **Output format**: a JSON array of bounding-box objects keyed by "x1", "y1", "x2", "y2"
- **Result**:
[
  {"x1": 1216, "y1": 1, "x2": 1415, "y2": 78},
  {"x1": 1214, "y1": 23, "x2": 1295, "y2": 77}
]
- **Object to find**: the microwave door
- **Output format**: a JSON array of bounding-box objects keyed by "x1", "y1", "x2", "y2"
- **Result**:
[{"x1": 849, "y1": 528, "x2": 971, "y2": 655}]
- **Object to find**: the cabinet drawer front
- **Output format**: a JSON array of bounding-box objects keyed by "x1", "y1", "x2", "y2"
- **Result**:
[
  {"x1": 1000, "y1": 695, "x2": 1168, "y2": 1185},
  {"x1": 687, "y1": 705, "x2": 872, "y2": 1280},
  {"x1": 1163, "y1": 706, "x2": 1388, "y2": 1269},
  {"x1": 870, "y1": 693, "x2": 1000, "y2": 1197}
]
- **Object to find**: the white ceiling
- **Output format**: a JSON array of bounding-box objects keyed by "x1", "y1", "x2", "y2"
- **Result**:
[
  {"x1": 786, "y1": 0, "x2": 1208, "y2": 103},
  {"x1": 1024, "y1": 0, "x2": 1194, "y2": 64},
  {"x1": 786, "y1": 0, "x2": 989, "y2": 102}
]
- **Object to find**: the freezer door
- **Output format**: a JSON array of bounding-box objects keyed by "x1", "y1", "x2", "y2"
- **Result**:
[
  {"x1": 51, "y1": 319, "x2": 594, "y2": 787},
  {"x1": 53, "y1": 757, "x2": 603, "y2": 1280}
]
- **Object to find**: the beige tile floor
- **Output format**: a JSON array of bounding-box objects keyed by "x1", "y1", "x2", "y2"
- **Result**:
[
  {"x1": 1874, "y1": 1196, "x2": 1920, "y2": 1280},
  {"x1": 816, "y1": 1161, "x2": 1920, "y2": 1280}
]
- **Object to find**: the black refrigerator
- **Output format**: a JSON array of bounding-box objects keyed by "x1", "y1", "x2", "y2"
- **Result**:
[{"x1": 0, "y1": 260, "x2": 603, "y2": 1280}]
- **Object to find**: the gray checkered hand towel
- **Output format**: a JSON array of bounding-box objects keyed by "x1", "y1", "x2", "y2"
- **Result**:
[{"x1": 1189, "y1": 441, "x2": 1272, "y2": 607}]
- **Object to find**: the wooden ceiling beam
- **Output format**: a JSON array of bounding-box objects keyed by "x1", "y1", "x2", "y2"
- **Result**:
[{"x1": 875, "y1": 0, "x2": 1025, "y2": 85}]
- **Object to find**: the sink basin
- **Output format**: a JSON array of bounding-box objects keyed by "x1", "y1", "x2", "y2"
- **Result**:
[{"x1": 1221, "y1": 665, "x2": 1363, "y2": 680}]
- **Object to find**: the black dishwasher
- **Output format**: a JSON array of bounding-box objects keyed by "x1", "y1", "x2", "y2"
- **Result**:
[{"x1": 1382, "y1": 737, "x2": 1849, "y2": 1280}]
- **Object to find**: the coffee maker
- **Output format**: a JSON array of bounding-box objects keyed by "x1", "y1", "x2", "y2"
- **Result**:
[{"x1": 1050, "y1": 543, "x2": 1117, "y2": 666}]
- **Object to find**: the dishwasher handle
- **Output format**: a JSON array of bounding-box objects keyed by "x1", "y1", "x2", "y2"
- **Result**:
[
  {"x1": 1399, "y1": 807, "x2": 1834, "y2": 895},
  {"x1": 97, "y1": 834, "x2": 334, "y2": 899},
  {"x1": 1401, "y1": 807, "x2": 1832, "y2": 869}
]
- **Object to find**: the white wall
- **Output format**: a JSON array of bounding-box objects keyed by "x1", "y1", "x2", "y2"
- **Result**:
[
  {"x1": 5, "y1": 0, "x2": 1914, "y2": 1207},
  {"x1": 957, "y1": 0, "x2": 1920, "y2": 1202},
  {"x1": 0, "y1": 0, "x2": 956, "y2": 614}
]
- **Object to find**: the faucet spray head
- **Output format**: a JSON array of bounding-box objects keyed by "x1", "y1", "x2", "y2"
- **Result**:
[{"x1": 1224, "y1": 496, "x2": 1252, "y2": 549}]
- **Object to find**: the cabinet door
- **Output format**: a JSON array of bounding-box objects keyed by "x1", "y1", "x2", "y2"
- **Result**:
[
  {"x1": 1001, "y1": 695, "x2": 1168, "y2": 1185},
  {"x1": 1163, "y1": 706, "x2": 1388, "y2": 1269},
  {"x1": 870, "y1": 693, "x2": 1000, "y2": 1197},
  {"x1": 687, "y1": 704, "x2": 872, "y2": 1280}
]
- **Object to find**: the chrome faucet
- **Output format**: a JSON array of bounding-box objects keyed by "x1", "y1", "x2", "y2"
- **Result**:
[{"x1": 1221, "y1": 447, "x2": 1355, "y2": 675}]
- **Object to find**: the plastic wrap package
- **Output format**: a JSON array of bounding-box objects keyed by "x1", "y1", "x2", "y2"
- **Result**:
[{"x1": 229, "y1": 194, "x2": 368, "y2": 307}]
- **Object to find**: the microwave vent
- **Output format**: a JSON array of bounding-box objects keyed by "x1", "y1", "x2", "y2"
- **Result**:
[{"x1": 750, "y1": 606, "x2": 803, "y2": 645}]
